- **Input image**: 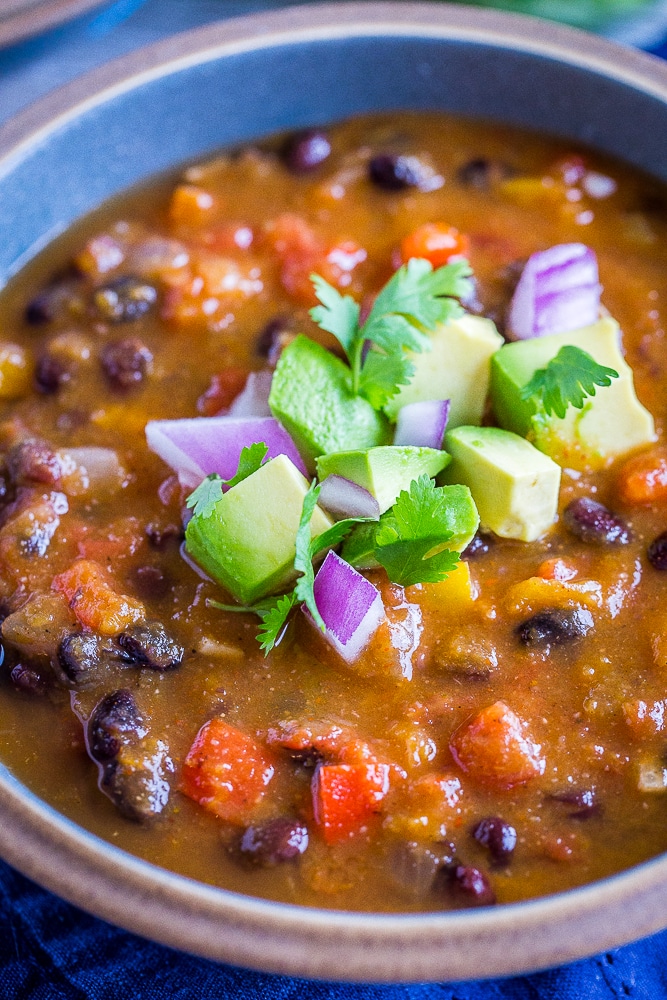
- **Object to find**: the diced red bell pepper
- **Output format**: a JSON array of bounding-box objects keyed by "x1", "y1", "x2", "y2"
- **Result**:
[
  {"x1": 52, "y1": 559, "x2": 145, "y2": 636},
  {"x1": 400, "y1": 222, "x2": 470, "y2": 267},
  {"x1": 450, "y1": 700, "x2": 545, "y2": 791},
  {"x1": 181, "y1": 717, "x2": 274, "y2": 824}
]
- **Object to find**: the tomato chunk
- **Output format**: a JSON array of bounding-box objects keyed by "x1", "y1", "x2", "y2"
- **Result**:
[
  {"x1": 617, "y1": 448, "x2": 667, "y2": 505},
  {"x1": 450, "y1": 701, "x2": 545, "y2": 790},
  {"x1": 53, "y1": 559, "x2": 145, "y2": 635},
  {"x1": 401, "y1": 222, "x2": 470, "y2": 267},
  {"x1": 313, "y1": 761, "x2": 390, "y2": 844},
  {"x1": 181, "y1": 718, "x2": 274, "y2": 823}
]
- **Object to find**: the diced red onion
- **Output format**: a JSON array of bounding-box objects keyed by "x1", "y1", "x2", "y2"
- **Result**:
[
  {"x1": 227, "y1": 371, "x2": 273, "y2": 418},
  {"x1": 507, "y1": 244, "x2": 601, "y2": 341},
  {"x1": 393, "y1": 400, "x2": 450, "y2": 449},
  {"x1": 145, "y1": 416, "x2": 306, "y2": 488},
  {"x1": 305, "y1": 550, "x2": 385, "y2": 663},
  {"x1": 319, "y1": 475, "x2": 380, "y2": 520}
]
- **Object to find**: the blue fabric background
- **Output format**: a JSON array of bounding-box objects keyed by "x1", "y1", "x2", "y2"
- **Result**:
[{"x1": 1, "y1": 1, "x2": 667, "y2": 995}]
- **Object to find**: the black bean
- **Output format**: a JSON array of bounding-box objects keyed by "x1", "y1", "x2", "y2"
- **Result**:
[
  {"x1": 563, "y1": 497, "x2": 631, "y2": 545},
  {"x1": 93, "y1": 276, "x2": 157, "y2": 323},
  {"x1": 100, "y1": 337, "x2": 152, "y2": 390},
  {"x1": 517, "y1": 607, "x2": 594, "y2": 648},
  {"x1": 238, "y1": 818, "x2": 309, "y2": 866},
  {"x1": 34, "y1": 354, "x2": 70, "y2": 394},
  {"x1": 472, "y1": 817, "x2": 517, "y2": 863},
  {"x1": 146, "y1": 522, "x2": 184, "y2": 550},
  {"x1": 24, "y1": 270, "x2": 81, "y2": 325},
  {"x1": 88, "y1": 689, "x2": 146, "y2": 762},
  {"x1": 56, "y1": 631, "x2": 117, "y2": 689},
  {"x1": 130, "y1": 565, "x2": 171, "y2": 600},
  {"x1": 10, "y1": 662, "x2": 48, "y2": 696},
  {"x1": 457, "y1": 157, "x2": 514, "y2": 190},
  {"x1": 6, "y1": 439, "x2": 61, "y2": 487},
  {"x1": 117, "y1": 622, "x2": 184, "y2": 672},
  {"x1": 369, "y1": 153, "x2": 429, "y2": 191},
  {"x1": 461, "y1": 531, "x2": 493, "y2": 560},
  {"x1": 255, "y1": 317, "x2": 295, "y2": 366},
  {"x1": 101, "y1": 756, "x2": 171, "y2": 823},
  {"x1": 648, "y1": 532, "x2": 667, "y2": 571},
  {"x1": 282, "y1": 129, "x2": 331, "y2": 173},
  {"x1": 435, "y1": 863, "x2": 496, "y2": 907},
  {"x1": 549, "y1": 787, "x2": 600, "y2": 819}
]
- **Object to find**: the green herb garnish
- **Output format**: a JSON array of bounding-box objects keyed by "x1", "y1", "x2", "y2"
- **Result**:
[
  {"x1": 310, "y1": 257, "x2": 473, "y2": 408},
  {"x1": 374, "y1": 475, "x2": 460, "y2": 587},
  {"x1": 519, "y1": 345, "x2": 619, "y2": 420},
  {"x1": 186, "y1": 443, "x2": 269, "y2": 518}
]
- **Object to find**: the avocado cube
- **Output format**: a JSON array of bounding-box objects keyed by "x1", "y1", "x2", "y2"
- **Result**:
[
  {"x1": 185, "y1": 454, "x2": 332, "y2": 605},
  {"x1": 444, "y1": 426, "x2": 561, "y2": 542},
  {"x1": 341, "y1": 483, "x2": 479, "y2": 569},
  {"x1": 490, "y1": 318, "x2": 656, "y2": 469},
  {"x1": 384, "y1": 314, "x2": 503, "y2": 427},
  {"x1": 269, "y1": 335, "x2": 390, "y2": 471},
  {"x1": 316, "y1": 445, "x2": 450, "y2": 514}
]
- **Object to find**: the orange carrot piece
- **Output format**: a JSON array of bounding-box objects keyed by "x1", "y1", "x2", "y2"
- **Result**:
[
  {"x1": 181, "y1": 717, "x2": 274, "y2": 823},
  {"x1": 312, "y1": 761, "x2": 390, "y2": 844},
  {"x1": 169, "y1": 184, "x2": 218, "y2": 226},
  {"x1": 401, "y1": 222, "x2": 470, "y2": 267},
  {"x1": 617, "y1": 448, "x2": 667, "y2": 505},
  {"x1": 537, "y1": 557, "x2": 578, "y2": 583},
  {"x1": 52, "y1": 559, "x2": 144, "y2": 635},
  {"x1": 450, "y1": 701, "x2": 545, "y2": 790}
]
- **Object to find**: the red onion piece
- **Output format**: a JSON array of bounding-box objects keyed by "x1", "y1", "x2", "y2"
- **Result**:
[
  {"x1": 393, "y1": 400, "x2": 450, "y2": 449},
  {"x1": 305, "y1": 550, "x2": 385, "y2": 663},
  {"x1": 227, "y1": 371, "x2": 273, "y2": 418},
  {"x1": 145, "y1": 415, "x2": 306, "y2": 488},
  {"x1": 319, "y1": 475, "x2": 380, "y2": 520},
  {"x1": 507, "y1": 244, "x2": 601, "y2": 341}
]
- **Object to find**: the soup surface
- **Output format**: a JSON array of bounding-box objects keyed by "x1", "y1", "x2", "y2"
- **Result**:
[{"x1": 0, "y1": 113, "x2": 666, "y2": 912}]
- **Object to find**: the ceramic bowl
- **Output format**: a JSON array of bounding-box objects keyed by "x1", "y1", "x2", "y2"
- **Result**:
[{"x1": 1, "y1": 3, "x2": 667, "y2": 982}]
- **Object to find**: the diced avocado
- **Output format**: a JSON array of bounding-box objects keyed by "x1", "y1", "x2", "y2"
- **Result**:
[
  {"x1": 384, "y1": 314, "x2": 504, "y2": 427},
  {"x1": 316, "y1": 445, "x2": 450, "y2": 514},
  {"x1": 490, "y1": 318, "x2": 656, "y2": 470},
  {"x1": 341, "y1": 483, "x2": 479, "y2": 569},
  {"x1": 185, "y1": 454, "x2": 332, "y2": 605},
  {"x1": 269, "y1": 335, "x2": 390, "y2": 471},
  {"x1": 443, "y1": 426, "x2": 561, "y2": 542}
]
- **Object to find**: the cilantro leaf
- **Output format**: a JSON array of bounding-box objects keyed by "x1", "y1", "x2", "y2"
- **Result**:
[
  {"x1": 186, "y1": 443, "x2": 269, "y2": 517},
  {"x1": 309, "y1": 275, "x2": 360, "y2": 358},
  {"x1": 225, "y1": 442, "x2": 269, "y2": 487},
  {"x1": 358, "y1": 348, "x2": 415, "y2": 409},
  {"x1": 256, "y1": 592, "x2": 298, "y2": 653},
  {"x1": 186, "y1": 474, "x2": 224, "y2": 519},
  {"x1": 520, "y1": 345, "x2": 619, "y2": 420},
  {"x1": 374, "y1": 475, "x2": 459, "y2": 587}
]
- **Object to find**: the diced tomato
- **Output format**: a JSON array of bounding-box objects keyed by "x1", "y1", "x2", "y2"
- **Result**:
[
  {"x1": 162, "y1": 253, "x2": 263, "y2": 325},
  {"x1": 196, "y1": 367, "x2": 249, "y2": 416},
  {"x1": 69, "y1": 516, "x2": 144, "y2": 563},
  {"x1": 52, "y1": 559, "x2": 145, "y2": 635},
  {"x1": 312, "y1": 761, "x2": 390, "y2": 844},
  {"x1": 450, "y1": 700, "x2": 545, "y2": 790},
  {"x1": 400, "y1": 222, "x2": 470, "y2": 267},
  {"x1": 169, "y1": 184, "x2": 218, "y2": 227},
  {"x1": 617, "y1": 448, "x2": 667, "y2": 505},
  {"x1": 180, "y1": 717, "x2": 274, "y2": 823},
  {"x1": 267, "y1": 214, "x2": 366, "y2": 305},
  {"x1": 622, "y1": 698, "x2": 666, "y2": 738},
  {"x1": 537, "y1": 557, "x2": 578, "y2": 583}
]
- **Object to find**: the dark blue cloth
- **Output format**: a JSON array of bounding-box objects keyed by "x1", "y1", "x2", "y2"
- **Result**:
[{"x1": 2, "y1": 1, "x2": 667, "y2": 995}]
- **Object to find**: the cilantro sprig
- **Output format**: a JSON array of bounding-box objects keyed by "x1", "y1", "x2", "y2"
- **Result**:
[
  {"x1": 186, "y1": 443, "x2": 269, "y2": 518},
  {"x1": 520, "y1": 345, "x2": 619, "y2": 420},
  {"x1": 310, "y1": 257, "x2": 472, "y2": 409}
]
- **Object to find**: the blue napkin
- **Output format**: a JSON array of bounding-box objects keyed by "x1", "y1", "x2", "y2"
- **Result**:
[{"x1": 2, "y1": 2, "x2": 667, "y2": 996}]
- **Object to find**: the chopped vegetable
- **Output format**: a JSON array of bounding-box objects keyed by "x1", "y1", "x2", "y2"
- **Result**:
[
  {"x1": 186, "y1": 443, "x2": 269, "y2": 518},
  {"x1": 449, "y1": 701, "x2": 546, "y2": 790},
  {"x1": 312, "y1": 760, "x2": 390, "y2": 843},
  {"x1": 180, "y1": 718, "x2": 274, "y2": 823},
  {"x1": 309, "y1": 257, "x2": 472, "y2": 406},
  {"x1": 617, "y1": 447, "x2": 667, "y2": 505},
  {"x1": 227, "y1": 371, "x2": 273, "y2": 418},
  {"x1": 393, "y1": 399, "x2": 450, "y2": 449},
  {"x1": 507, "y1": 243, "x2": 600, "y2": 341},
  {"x1": 519, "y1": 345, "x2": 619, "y2": 420},
  {"x1": 318, "y1": 475, "x2": 381, "y2": 520},
  {"x1": 145, "y1": 415, "x2": 306, "y2": 488},
  {"x1": 400, "y1": 222, "x2": 470, "y2": 267},
  {"x1": 53, "y1": 559, "x2": 145, "y2": 635},
  {"x1": 304, "y1": 550, "x2": 385, "y2": 663}
]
